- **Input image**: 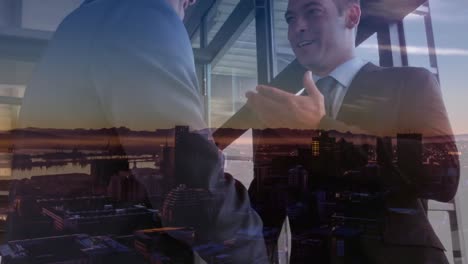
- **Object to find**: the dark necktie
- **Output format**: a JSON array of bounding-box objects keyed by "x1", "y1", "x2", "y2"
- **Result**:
[{"x1": 315, "y1": 76, "x2": 337, "y2": 117}]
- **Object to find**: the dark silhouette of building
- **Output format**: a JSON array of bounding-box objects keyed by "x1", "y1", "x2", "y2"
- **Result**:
[
  {"x1": 107, "y1": 171, "x2": 147, "y2": 203},
  {"x1": 174, "y1": 126, "x2": 190, "y2": 187},
  {"x1": 377, "y1": 136, "x2": 393, "y2": 166},
  {"x1": 91, "y1": 159, "x2": 129, "y2": 194},
  {"x1": 41, "y1": 201, "x2": 157, "y2": 235},
  {"x1": 160, "y1": 140, "x2": 175, "y2": 192},
  {"x1": 288, "y1": 165, "x2": 308, "y2": 192},
  {"x1": 397, "y1": 133, "x2": 423, "y2": 180},
  {"x1": 312, "y1": 131, "x2": 336, "y2": 159},
  {"x1": 134, "y1": 227, "x2": 194, "y2": 263},
  {"x1": 311, "y1": 131, "x2": 339, "y2": 182}
]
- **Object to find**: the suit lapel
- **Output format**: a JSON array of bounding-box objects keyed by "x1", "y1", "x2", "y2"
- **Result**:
[{"x1": 336, "y1": 63, "x2": 381, "y2": 123}]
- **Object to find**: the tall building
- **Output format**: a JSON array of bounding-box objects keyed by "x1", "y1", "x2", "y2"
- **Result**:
[
  {"x1": 397, "y1": 133, "x2": 423, "y2": 179},
  {"x1": 41, "y1": 201, "x2": 157, "y2": 235},
  {"x1": 174, "y1": 126, "x2": 190, "y2": 187},
  {"x1": 107, "y1": 171, "x2": 147, "y2": 202},
  {"x1": 311, "y1": 131, "x2": 338, "y2": 180},
  {"x1": 91, "y1": 159, "x2": 129, "y2": 194},
  {"x1": 311, "y1": 131, "x2": 336, "y2": 159},
  {"x1": 174, "y1": 126, "x2": 190, "y2": 146},
  {"x1": 160, "y1": 140, "x2": 175, "y2": 192},
  {"x1": 377, "y1": 137, "x2": 393, "y2": 166},
  {"x1": 288, "y1": 165, "x2": 308, "y2": 192}
]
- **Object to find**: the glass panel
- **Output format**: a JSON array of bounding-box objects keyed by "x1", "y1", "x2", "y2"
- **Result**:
[
  {"x1": 21, "y1": 0, "x2": 84, "y2": 31},
  {"x1": 223, "y1": 129, "x2": 254, "y2": 188},
  {"x1": 0, "y1": 84, "x2": 26, "y2": 132},
  {"x1": 211, "y1": 19, "x2": 257, "y2": 127},
  {"x1": 356, "y1": 33, "x2": 380, "y2": 66},
  {"x1": 428, "y1": 211, "x2": 454, "y2": 263},
  {"x1": 274, "y1": 0, "x2": 295, "y2": 74},
  {"x1": 0, "y1": 84, "x2": 24, "y2": 179},
  {"x1": 191, "y1": 28, "x2": 201, "y2": 48},
  {"x1": 207, "y1": 0, "x2": 241, "y2": 44},
  {"x1": 403, "y1": 13, "x2": 432, "y2": 69},
  {"x1": 210, "y1": 18, "x2": 256, "y2": 189},
  {"x1": 428, "y1": 0, "x2": 468, "y2": 263}
]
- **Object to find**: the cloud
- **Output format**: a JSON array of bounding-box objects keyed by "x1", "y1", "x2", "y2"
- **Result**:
[{"x1": 359, "y1": 44, "x2": 468, "y2": 56}]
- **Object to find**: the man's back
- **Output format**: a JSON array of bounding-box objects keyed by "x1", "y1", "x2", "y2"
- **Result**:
[{"x1": 18, "y1": 0, "x2": 205, "y2": 131}]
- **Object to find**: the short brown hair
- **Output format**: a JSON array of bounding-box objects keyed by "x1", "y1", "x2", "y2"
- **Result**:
[{"x1": 332, "y1": 0, "x2": 360, "y2": 14}]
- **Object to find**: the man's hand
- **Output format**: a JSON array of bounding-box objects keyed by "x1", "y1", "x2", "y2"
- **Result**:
[{"x1": 245, "y1": 71, "x2": 326, "y2": 129}]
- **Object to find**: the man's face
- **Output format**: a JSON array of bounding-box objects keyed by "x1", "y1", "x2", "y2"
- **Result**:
[
  {"x1": 165, "y1": 0, "x2": 196, "y2": 19},
  {"x1": 286, "y1": 0, "x2": 356, "y2": 72}
]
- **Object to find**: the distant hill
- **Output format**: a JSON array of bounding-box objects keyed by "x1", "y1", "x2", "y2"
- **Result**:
[{"x1": 4, "y1": 127, "x2": 466, "y2": 144}]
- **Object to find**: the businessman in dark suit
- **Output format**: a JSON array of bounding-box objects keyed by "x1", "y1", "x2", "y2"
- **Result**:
[{"x1": 217, "y1": 0, "x2": 460, "y2": 263}]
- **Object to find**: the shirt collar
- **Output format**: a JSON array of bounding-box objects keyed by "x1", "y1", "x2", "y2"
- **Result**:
[{"x1": 313, "y1": 57, "x2": 367, "y2": 88}]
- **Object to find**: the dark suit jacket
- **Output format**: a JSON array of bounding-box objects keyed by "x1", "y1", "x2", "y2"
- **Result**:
[
  {"x1": 215, "y1": 62, "x2": 460, "y2": 263},
  {"x1": 318, "y1": 63, "x2": 459, "y2": 251}
]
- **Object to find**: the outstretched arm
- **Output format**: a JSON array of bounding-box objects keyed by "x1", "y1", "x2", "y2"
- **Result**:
[{"x1": 90, "y1": 3, "x2": 267, "y2": 262}]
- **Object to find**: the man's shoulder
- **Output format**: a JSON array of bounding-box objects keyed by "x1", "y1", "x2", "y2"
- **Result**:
[
  {"x1": 354, "y1": 64, "x2": 437, "y2": 91},
  {"x1": 364, "y1": 63, "x2": 434, "y2": 81},
  {"x1": 59, "y1": 0, "x2": 179, "y2": 33}
]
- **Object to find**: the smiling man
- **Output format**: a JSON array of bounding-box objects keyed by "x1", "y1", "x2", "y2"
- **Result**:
[
  {"x1": 246, "y1": 0, "x2": 362, "y2": 128},
  {"x1": 244, "y1": 0, "x2": 459, "y2": 263},
  {"x1": 286, "y1": 0, "x2": 359, "y2": 76}
]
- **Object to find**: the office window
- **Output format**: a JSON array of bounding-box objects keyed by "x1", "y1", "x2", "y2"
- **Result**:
[
  {"x1": 208, "y1": 17, "x2": 257, "y2": 189},
  {"x1": 403, "y1": 13, "x2": 433, "y2": 70},
  {"x1": 21, "y1": 0, "x2": 83, "y2": 31},
  {"x1": 274, "y1": 0, "x2": 295, "y2": 74},
  {"x1": 210, "y1": 19, "x2": 257, "y2": 127},
  {"x1": 355, "y1": 33, "x2": 380, "y2": 66},
  {"x1": 0, "y1": 0, "x2": 82, "y2": 134},
  {"x1": 207, "y1": 0, "x2": 241, "y2": 44}
]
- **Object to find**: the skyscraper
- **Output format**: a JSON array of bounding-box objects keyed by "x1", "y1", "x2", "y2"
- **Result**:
[
  {"x1": 377, "y1": 137, "x2": 393, "y2": 166},
  {"x1": 397, "y1": 133, "x2": 423, "y2": 179},
  {"x1": 174, "y1": 126, "x2": 190, "y2": 187}
]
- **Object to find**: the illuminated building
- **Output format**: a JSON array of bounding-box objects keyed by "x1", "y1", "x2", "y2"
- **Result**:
[
  {"x1": 311, "y1": 131, "x2": 336, "y2": 159},
  {"x1": 161, "y1": 184, "x2": 211, "y2": 230}
]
